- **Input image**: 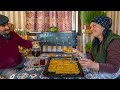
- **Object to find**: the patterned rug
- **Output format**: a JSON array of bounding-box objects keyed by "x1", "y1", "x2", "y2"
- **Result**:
[{"x1": 0, "y1": 75, "x2": 6, "y2": 79}]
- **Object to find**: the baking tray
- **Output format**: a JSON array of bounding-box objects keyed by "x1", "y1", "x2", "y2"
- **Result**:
[{"x1": 43, "y1": 57, "x2": 84, "y2": 78}]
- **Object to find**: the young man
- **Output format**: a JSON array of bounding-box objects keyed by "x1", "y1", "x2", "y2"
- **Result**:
[
  {"x1": 73, "y1": 16, "x2": 120, "y2": 79},
  {"x1": 0, "y1": 15, "x2": 33, "y2": 78}
]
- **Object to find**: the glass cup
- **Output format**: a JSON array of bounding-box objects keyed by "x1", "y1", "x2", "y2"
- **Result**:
[
  {"x1": 39, "y1": 56, "x2": 48, "y2": 66},
  {"x1": 32, "y1": 57, "x2": 40, "y2": 67},
  {"x1": 40, "y1": 58, "x2": 45, "y2": 66}
]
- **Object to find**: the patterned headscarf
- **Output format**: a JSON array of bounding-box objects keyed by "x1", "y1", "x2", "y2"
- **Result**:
[{"x1": 91, "y1": 16, "x2": 112, "y2": 30}]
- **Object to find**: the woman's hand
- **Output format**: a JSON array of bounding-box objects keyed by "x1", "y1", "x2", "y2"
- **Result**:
[
  {"x1": 72, "y1": 48, "x2": 84, "y2": 58},
  {"x1": 80, "y1": 58, "x2": 99, "y2": 71}
]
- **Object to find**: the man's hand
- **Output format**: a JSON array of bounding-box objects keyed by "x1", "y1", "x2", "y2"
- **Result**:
[
  {"x1": 32, "y1": 41, "x2": 39, "y2": 46},
  {"x1": 27, "y1": 36, "x2": 35, "y2": 41}
]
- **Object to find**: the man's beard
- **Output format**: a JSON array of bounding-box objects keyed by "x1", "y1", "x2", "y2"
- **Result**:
[
  {"x1": 0, "y1": 30, "x2": 6, "y2": 35},
  {"x1": 0, "y1": 30, "x2": 12, "y2": 40}
]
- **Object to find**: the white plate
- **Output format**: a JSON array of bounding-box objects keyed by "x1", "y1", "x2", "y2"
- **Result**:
[{"x1": 63, "y1": 51, "x2": 73, "y2": 54}]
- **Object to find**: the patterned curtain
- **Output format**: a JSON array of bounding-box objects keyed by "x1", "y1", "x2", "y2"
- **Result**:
[{"x1": 26, "y1": 11, "x2": 72, "y2": 32}]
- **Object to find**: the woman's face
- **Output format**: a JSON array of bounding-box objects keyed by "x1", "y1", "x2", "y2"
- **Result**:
[{"x1": 90, "y1": 22, "x2": 105, "y2": 38}]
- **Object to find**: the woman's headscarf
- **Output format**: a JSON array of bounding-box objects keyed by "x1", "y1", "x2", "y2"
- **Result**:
[{"x1": 91, "y1": 16, "x2": 112, "y2": 30}]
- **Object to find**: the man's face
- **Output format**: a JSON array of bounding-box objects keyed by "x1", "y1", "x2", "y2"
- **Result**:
[
  {"x1": 0, "y1": 23, "x2": 10, "y2": 35},
  {"x1": 90, "y1": 22, "x2": 105, "y2": 38}
]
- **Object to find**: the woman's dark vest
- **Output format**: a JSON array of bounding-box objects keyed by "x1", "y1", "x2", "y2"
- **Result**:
[{"x1": 92, "y1": 32, "x2": 120, "y2": 63}]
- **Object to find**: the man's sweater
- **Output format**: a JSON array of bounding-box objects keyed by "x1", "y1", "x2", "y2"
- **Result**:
[{"x1": 0, "y1": 31, "x2": 32, "y2": 69}]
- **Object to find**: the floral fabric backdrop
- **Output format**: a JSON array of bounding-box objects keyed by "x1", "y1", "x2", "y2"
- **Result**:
[{"x1": 26, "y1": 11, "x2": 72, "y2": 32}]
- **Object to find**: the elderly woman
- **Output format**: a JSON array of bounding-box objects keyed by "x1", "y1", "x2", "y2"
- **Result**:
[{"x1": 73, "y1": 16, "x2": 120, "y2": 79}]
